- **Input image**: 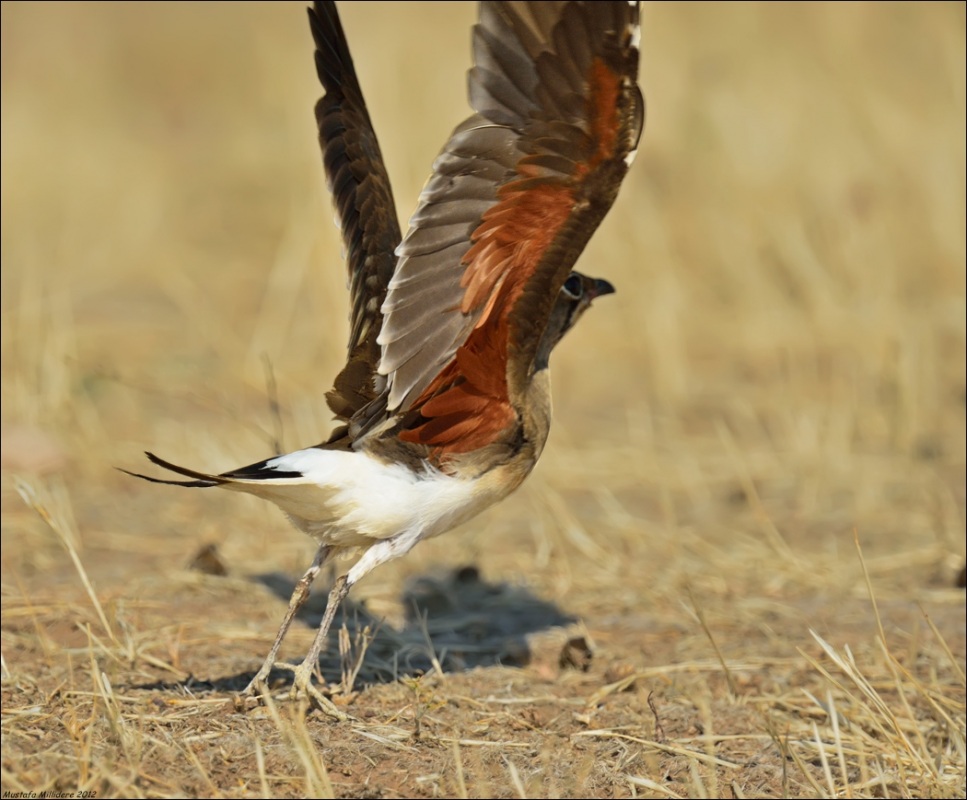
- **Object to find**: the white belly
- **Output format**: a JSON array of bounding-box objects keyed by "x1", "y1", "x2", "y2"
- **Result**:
[{"x1": 222, "y1": 448, "x2": 511, "y2": 549}]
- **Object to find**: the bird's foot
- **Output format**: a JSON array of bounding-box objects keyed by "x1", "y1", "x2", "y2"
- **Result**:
[
  {"x1": 231, "y1": 657, "x2": 286, "y2": 710},
  {"x1": 232, "y1": 659, "x2": 346, "y2": 720},
  {"x1": 241, "y1": 655, "x2": 285, "y2": 698},
  {"x1": 231, "y1": 670, "x2": 278, "y2": 712},
  {"x1": 289, "y1": 658, "x2": 347, "y2": 721}
]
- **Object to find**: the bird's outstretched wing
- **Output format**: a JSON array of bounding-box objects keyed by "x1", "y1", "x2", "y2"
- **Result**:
[
  {"x1": 309, "y1": 0, "x2": 402, "y2": 423},
  {"x1": 377, "y1": 1, "x2": 644, "y2": 454}
]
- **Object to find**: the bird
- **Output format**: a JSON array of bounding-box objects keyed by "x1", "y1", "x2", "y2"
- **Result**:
[{"x1": 125, "y1": 0, "x2": 643, "y2": 713}]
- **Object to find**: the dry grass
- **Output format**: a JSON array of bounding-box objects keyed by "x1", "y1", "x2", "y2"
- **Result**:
[{"x1": 2, "y1": 2, "x2": 964, "y2": 797}]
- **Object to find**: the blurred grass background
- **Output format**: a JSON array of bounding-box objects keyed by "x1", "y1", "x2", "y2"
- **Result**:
[
  {"x1": 0, "y1": 3, "x2": 964, "y2": 796},
  {"x1": 2, "y1": 1, "x2": 962, "y2": 579}
]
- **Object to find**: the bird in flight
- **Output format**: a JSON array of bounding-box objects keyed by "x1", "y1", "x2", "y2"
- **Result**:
[{"x1": 126, "y1": 0, "x2": 643, "y2": 714}]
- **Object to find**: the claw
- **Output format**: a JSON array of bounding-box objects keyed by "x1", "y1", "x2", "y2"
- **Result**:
[
  {"x1": 233, "y1": 659, "x2": 347, "y2": 721},
  {"x1": 290, "y1": 658, "x2": 347, "y2": 720},
  {"x1": 301, "y1": 680, "x2": 348, "y2": 721}
]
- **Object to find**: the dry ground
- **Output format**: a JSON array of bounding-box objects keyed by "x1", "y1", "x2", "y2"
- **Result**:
[{"x1": 1, "y1": 2, "x2": 965, "y2": 798}]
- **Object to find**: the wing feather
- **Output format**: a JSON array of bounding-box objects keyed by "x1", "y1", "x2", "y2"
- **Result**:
[
  {"x1": 379, "y1": 1, "x2": 643, "y2": 455},
  {"x1": 309, "y1": 1, "x2": 402, "y2": 422}
]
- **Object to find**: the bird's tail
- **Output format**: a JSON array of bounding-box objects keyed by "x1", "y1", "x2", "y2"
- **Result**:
[
  {"x1": 119, "y1": 452, "x2": 225, "y2": 488},
  {"x1": 120, "y1": 450, "x2": 310, "y2": 490}
]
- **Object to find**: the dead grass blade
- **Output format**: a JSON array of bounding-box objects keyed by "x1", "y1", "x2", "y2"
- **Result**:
[
  {"x1": 715, "y1": 420, "x2": 795, "y2": 562},
  {"x1": 919, "y1": 603, "x2": 967, "y2": 689},
  {"x1": 338, "y1": 620, "x2": 377, "y2": 696},
  {"x1": 504, "y1": 756, "x2": 528, "y2": 799},
  {"x1": 253, "y1": 735, "x2": 271, "y2": 798},
  {"x1": 15, "y1": 479, "x2": 117, "y2": 647},
  {"x1": 626, "y1": 775, "x2": 683, "y2": 798},
  {"x1": 261, "y1": 692, "x2": 335, "y2": 798},
  {"x1": 573, "y1": 729, "x2": 742, "y2": 770},
  {"x1": 686, "y1": 586, "x2": 737, "y2": 698},
  {"x1": 182, "y1": 741, "x2": 221, "y2": 798},
  {"x1": 451, "y1": 740, "x2": 469, "y2": 800}
]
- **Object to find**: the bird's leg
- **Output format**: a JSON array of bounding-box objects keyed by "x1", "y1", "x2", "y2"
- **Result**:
[
  {"x1": 290, "y1": 533, "x2": 421, "y2": 713},
  {"x1": 242, "y1": 542, "x2": 332, "y2": 696},
  {"x1": 289, "y1": 574, "x2": 350, "y2": 702}
]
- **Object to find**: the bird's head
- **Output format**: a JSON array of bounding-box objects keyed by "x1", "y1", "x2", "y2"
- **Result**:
[{"x1": 535, "y1": 271, "x2": 615, "y2": 370}]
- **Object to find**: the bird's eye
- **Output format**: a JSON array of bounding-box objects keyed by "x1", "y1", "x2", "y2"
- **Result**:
[{"x1": 562, "y1": 273, "x2": 583, "y2": 298}]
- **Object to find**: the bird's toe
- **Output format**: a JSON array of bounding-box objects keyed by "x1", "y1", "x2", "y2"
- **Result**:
[{"x1": 291, "y1": 660, "x2": 347, "y2": 721}]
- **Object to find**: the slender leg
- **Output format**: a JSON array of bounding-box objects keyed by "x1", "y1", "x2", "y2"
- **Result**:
[
  {"x1": 290, "y1": 532, "x2": 421, "y2": 710},
  {"x1": 242, "y1": 542, "x2": 332, "y2": 695},
  {"x1": 289, "y1": 575, "x2": 350, "y2": 701}
]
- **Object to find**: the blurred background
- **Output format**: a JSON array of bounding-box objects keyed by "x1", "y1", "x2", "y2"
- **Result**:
[{"x1": 1, "y1": 1, "x2": 964, "y2": 630}]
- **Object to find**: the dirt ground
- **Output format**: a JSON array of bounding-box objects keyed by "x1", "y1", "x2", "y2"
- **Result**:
[{"x1": 1, "y1": 2, "x2": 964, "y2": 798}]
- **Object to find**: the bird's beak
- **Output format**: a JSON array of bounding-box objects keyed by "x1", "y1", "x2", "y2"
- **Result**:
[{"x1": 589, "y1": 277, "x2": 616, "y2": 300}]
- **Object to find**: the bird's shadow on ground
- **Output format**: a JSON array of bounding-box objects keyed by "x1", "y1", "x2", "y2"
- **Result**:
[
  {"x1": 134, "y1": 564, "x2": 576, "y2": 696},
  {"x1": 260, "y1": 564, "x2": 575, "y2": 685}
]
